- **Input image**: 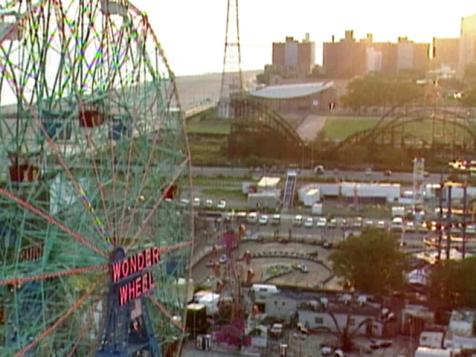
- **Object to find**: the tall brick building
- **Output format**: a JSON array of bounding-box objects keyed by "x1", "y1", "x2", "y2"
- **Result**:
[
  {"x1": 272, "y1": 34, "x2": 315, "y2": 77},
  {"x1": 323, "y1": 31, "x2": 430, "y2": 78}
]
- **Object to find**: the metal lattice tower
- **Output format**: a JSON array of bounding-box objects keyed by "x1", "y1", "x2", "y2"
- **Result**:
[{"x1": 218, "y1": 0, "x2": 244, "y2": 119}]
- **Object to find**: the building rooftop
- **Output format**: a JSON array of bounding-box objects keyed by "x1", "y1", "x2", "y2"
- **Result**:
[
  {"x1": 250, "y1": 81, "x2": 334, "y2": 100},
  {"x1": 257, "y1": 176, "x2": 280, "y2": 188}
]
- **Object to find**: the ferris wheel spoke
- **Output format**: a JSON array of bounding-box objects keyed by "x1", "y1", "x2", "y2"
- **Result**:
[
  {"x1": 0, "y1": 263, "x2": 108, "y2": 287},
  {"x1": 0, "y1": 188, "x2": 107, "y2": 258},
  {"x1": 148, "y1": 296, "x2": 184, "y2": 333},
  {"x1": 29, "y1": 108, "x2": 112, "y2": 244},
  {"x1": 13, "y1": 279, "x2": 101, "y2": 357},
  {"x1": 66, "y1": 295, "x2": 102, "y2": 357},
  {"x1": 128, "y1": 158, "x2": 189, "y2": 245},
  {"x1": 83, "y1": 129, "x2": 114, "y2": 234}
]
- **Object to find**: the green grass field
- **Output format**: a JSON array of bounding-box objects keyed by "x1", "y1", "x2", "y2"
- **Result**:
[
  {"x1": 186, "y1": 118, "x2": 230, "y2": 135},
  {"x1": 322, "y1": 116, "x2": 379, "y2": 141},
  {"x1": 322, "y1": 115, "x2": 476, "y2": 142}
]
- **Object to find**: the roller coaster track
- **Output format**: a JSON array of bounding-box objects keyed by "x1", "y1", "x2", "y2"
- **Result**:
[
  {"x1": 228, "y1": 97, "x2": 306, "y2": 160},
  {"x1": 332, "y1": 107, "x2": 476, "y2": 154}
]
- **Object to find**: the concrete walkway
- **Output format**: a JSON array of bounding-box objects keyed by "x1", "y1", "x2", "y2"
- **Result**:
[{"x1": 295, "y1": 114, "x2": 326, "y2": 142}]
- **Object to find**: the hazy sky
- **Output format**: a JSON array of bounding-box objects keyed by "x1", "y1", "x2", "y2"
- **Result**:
[{"x1": 133, "y1": 0, "x2": 475, "y2": 76}]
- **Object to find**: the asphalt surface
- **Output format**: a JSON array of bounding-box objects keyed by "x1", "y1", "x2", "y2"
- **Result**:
[{"x1": 191, "y1": 166, "x2": 449, "y2": 185}]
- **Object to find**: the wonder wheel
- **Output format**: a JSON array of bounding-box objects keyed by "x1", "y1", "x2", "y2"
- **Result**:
[{"x1": 0, "y1": 0, "x2": 193, "y2": 356}]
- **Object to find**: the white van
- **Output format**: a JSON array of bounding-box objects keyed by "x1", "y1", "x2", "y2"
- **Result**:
[
  {"x1": 247, "y1": 212, "x2": 258, "y2": 224},
  {"x1": 250, "y1": 284, "x2": 279, "y2": 302}
]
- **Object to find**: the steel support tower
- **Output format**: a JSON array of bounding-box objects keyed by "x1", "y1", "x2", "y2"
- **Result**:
[{"x1": 218, "y1": 0, "x2": 244, "y2": 119}]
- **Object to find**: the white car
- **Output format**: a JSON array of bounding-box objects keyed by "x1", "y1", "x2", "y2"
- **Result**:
[
  {"x1": 376, "y1": 220, "x2": 386, "y2": 230},
  {"x1": 304, "y1": 217, "x2": 313, "y2": 228},
  {"x1": 271, "y1": 214, "x2": 281, "y2": 225},
  {"x1": 293, "y1": 215, "x2": 303, "y2": 226},
  {"x1": 247, "y1": 212, "x2": 258, "y2": 224},
  {"x1": 270, "y1": 323, "x2": 283, "y2": 338},
  {"x1": 404, "y1": 221, "x2": 415, "y2": 232},
  {"x1": 363, "y1": 219, "x2": 374, "y2": 228},
  {"x1": 328, "y1": 218, "x2": 337, "y2": 228},
  {"x1": 258, "y1": 214, "x2": 269, "y2": 225},
  {"x1": 205, "y1": 199, "x2": 213, "y2": 208},
  {"x1": 192, "y1": 197, "x2": 201, "y2": 207},
  {"x1": 467, "y1": 224, "x2": 476, "y2": 235},
  {"x1": 179, "y1": 198, "x2": 189, "y2": 207},
  {"x1": 216, "y1": 199, "x2": 226, "y2": 210},
  {"x1": 316, "y1": 217, "x2": 327, "y2": 228}
]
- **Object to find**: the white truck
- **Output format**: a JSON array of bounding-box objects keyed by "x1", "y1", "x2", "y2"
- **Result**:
[
  {"x1": 414, "y1": 347, "x2": 451, "y2": 357},
  {"x1": 391, "y1": 206, "x2": 405, "y2": 218}
]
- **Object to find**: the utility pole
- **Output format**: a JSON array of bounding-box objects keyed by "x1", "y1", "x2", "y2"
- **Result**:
[
  {"x1": 463, "y1": 183, "x2": 468, "y2": 259},
  {"x1": 437, "y1": 180, "x2": 444, "y2": 261},
  {"x1": 446, "y1": 185, "x2": 452, "y2": 260}
]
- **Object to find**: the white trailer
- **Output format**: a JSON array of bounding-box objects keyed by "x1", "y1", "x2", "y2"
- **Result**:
[
  {"x1": 414, "y1": 347, "x2": 451, "y2": 357},
  {"x1": 317, "y1": 183, "x2": 340, "y2": 197}
]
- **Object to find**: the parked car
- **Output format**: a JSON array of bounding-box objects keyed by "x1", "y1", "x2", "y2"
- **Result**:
[
  {"x1": 384, "y1": 170, "x2": 392, "y2": 177},
  {"x1": 269, "y1": 323, "x2": 283, "y2": 338},
  {"x1": 293, "y1": 215, "x2": 303, "y2": 226},
  {"x1": 316, "y1": 216, "x2": 327, "y2": 228},
  {"x1": 247, "y1": 212, "x2": 258, "y2": 224},
  {"x1": 304, "y1": 217, "x2": 313, "y2": 228},
  {"x1": 314, "y1": 165, "x2": 325, "y2": 175},
  {"x1": 376, "y1": 220, "x2": 387, "y2": 230},
  {"x1": 205, "y1": 199, "x2": 213, "y2": 208},
  {"x1": 216, "y1": 199, "x2": 226, "y2": 210},
  {"x1": 301, "y1": 264, "x2": 309, "y2": 273},
  {"x1": 259, "y1": 214, "x2": 269, "y2": 225},
  {"x1": 363, "y1": 219, "x2": 374, "y2": 228},
  {"x1": 192, "y1": 197, "x2": 201, "y2": 207},
  {"x1": 271, "y1": 214, "x2": 281, "y2": 225},
  {"x1": 352, "y1": 217, "x2": 363, "y2": 228}
]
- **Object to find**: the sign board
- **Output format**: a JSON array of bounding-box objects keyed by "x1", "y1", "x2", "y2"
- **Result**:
[{"x1": 111, "y1": 247, "x2": 161, "y2": 306}]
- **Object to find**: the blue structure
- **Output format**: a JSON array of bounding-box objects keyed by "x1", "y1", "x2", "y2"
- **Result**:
[{"x1": 96, "y1": 248, "x2": 160, "y2": 357}]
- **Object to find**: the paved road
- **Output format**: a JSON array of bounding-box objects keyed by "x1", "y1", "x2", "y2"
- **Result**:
[{"x1": 191, "y1": 166, "x2": 449, "y2": 184}]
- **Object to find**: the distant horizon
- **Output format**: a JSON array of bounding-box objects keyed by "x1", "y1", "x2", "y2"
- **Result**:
[{"x1": 136, "y1": 1, "x2": 475, "y2": 76}]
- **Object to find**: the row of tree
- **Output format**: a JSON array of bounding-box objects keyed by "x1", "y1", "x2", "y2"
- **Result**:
[
  {"x1": 330, "y1": 228, "x2": 476, "y2": 309},
  {"x1": 340, "y1": 76, "x2": 423, "y2": 111}
]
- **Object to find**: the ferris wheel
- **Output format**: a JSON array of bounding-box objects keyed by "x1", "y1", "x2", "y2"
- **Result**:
[{"x1": 0, "y1": 0, "x2": 194, "y2": 356}]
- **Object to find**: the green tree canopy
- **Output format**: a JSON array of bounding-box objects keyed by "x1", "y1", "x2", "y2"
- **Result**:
[
  {"x1": 329, "y1": 228, "x2": 408, "y2": 295},
  {"x1": 429, "y1": 257, "x2": 476, "y2": 309},
  {"x1": 341, "y1": 75, "x2": 423, "y2": 111}
]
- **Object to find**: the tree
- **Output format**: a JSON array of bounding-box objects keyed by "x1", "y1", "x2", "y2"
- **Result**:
[
  {"x1": 329, "y1": 228, "x2": 408, "y2": 295},
  {"x1": 341, "y1": 75, "x2": 423, "y2": 112},
  {"x1": 429, "y1": 257, "x2": 476, "y2": 309}
]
